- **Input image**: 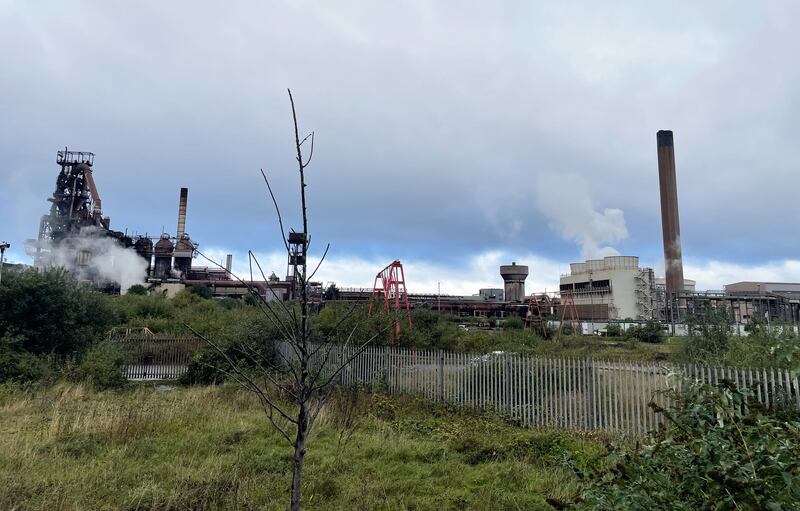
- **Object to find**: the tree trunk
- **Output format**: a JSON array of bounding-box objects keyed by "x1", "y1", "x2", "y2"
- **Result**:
[{"x1": 290, "y1": 401, "x2": 308, "y2": 511}]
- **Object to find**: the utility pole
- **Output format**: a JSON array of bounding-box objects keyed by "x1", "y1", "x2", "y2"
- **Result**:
[{"x1": 0, "y1": 242, "x2": 10, "y2": 286}]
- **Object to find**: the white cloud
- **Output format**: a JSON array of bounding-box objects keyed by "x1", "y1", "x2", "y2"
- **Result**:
[
  {"x1": 200, "y1": 247, "x2": 800, "y2": 296},
  {"x1": 685, "y1": 259, "x2": 800, "y2": 292},
  {"x1": 200, "y1": 247, "x2": 564, "y2": 296}
]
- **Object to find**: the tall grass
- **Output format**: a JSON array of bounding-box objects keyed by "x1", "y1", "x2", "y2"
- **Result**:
[{"x1": 0, "y1": 383, "x2": 605, "y2": 510}]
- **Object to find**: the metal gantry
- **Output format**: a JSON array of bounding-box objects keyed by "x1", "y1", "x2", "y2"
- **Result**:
[{"x1": 368, "y1": 260, "x2": 412, "y2": 334}]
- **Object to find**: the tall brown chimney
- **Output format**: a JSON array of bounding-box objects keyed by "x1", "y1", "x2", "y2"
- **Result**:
[
  {"x1": 656, "y1": 130, "x2": 684, "y2": 296},
  {"x1": 176, "y1": 187, "x2": 188, "y2": 239}
]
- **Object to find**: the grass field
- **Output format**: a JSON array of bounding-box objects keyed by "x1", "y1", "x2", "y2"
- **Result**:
[{"x1": 0, "y1": 383, "x2": 608, "y2": 510}]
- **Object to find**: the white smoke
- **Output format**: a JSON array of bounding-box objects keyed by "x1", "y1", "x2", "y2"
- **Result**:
[
  {"x1": 45, "y1": 227, "x2": 148, "y2": 292},
  {"x1": 534, "y1": 173, "x2": 628, "y2": 260}
]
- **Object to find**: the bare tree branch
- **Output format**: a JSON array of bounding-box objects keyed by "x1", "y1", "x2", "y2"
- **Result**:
[
  {"x1": 307, "y1": 243, "x2": 330, "y2": 282},
  {"x1": 260, "y1": 168, "x2": 290, "y2": 252},
  {"x1": 184, "y1": 323, "x2": 298, "y2": 428}
]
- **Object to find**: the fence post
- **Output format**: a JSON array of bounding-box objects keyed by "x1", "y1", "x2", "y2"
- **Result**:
[
  {"x1": 504, "y1": 356, "x2": 512, "y2": 414},
  {"x1": 437, "y1": 352, "x2": 445, "y2": 402},
  {"x1": 383, "y1": 346, "x2": 390, "y2": 391},
  {"x1": 584, "y1": 358, "x2": 594, "y2": 430}
]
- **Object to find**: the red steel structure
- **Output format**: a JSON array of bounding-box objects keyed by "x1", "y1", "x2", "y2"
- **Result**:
[
  {"x1": 559, "y1": 291, "x2": 581, "y2": 335},
  {"x1": 525, "y1": 293, "x2": 554, "y2": 338},
  {"x1": 368, "y1": 260, "x2": 413, "y2": 334}
]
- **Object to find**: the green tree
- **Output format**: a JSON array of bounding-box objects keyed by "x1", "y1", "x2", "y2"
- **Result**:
[
  {"x1": 0, "y1": 268, "x2": 117, "y2": 357},
  {"x1": 323, "y1": 283, "x2": 340, "y2": 301}
]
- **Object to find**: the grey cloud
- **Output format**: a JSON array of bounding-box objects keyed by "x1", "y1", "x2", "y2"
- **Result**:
[{"x1": 1, "y1": 0, "x2": 798, "y2": 270}]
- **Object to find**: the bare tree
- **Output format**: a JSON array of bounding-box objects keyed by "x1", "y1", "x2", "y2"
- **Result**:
[{"x1": 185, "y1": 90, "x2": 385, "y2": 511}]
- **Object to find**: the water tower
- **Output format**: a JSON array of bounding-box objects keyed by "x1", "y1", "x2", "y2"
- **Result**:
[{"x1": 500, "y1": 262, "x2": 528, "y2": 302}]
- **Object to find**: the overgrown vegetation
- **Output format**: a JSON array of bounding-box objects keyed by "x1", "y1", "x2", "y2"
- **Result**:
[
  {"x1": 683, "y1": 304, "x2": 800, "y2": 370},
  {"x1": 0, "y1": 268, "x2": 117, "y2": 382},
  {"x1": 623, "y1": 320, "x2": 665, "y2": 343},
  {"x1": 575, "y1": 381, "x2": 800, "y2": 510},
  {"x1": 0, "y1": 383, "x2": 605, "y2": 510}
]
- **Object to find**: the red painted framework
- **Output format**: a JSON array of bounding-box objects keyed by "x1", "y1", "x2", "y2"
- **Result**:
[{"x1": 368, "y1": 260, "x2": 413, "y2": 334}]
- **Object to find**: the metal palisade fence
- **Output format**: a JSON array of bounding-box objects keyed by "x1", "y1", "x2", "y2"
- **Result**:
[
  {"x1": 279, "y1": 342, "x2": 800, "y2": 435},
  {"x1": 115, "y1": 336, "x2": 202, "y2": 381}
]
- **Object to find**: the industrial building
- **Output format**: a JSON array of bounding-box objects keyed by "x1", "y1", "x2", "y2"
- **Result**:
[
  {"x1": 671, "y1": 282, "x2": 800, "y2": 324},
  {"x1": 25, "y1": 149, "x2": 136, "y2": 292},
  {"x1": 20, "y1": 135, "x2": 800, "y2": 331},
  {"x1": 559, "y1": 256, "x2": 695, "y2": 321},
  {"x1": 25, "y1": 148, "x2": 298, "y2": 300}
]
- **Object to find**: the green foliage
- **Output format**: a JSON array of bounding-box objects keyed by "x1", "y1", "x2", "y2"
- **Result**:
[
  {"x1": 187, "y1": 285, "x2": 213, "y2": 299},
  {"x1": 0, "y1": 268, "x2": 118, "y2": 358},
  {"x1": 684, "y1": 305, "x2": 732, "y2": 363},
  {"x1": 605, "y1": 324, "x2": 622, "y2": 337},
  {"x1": 501, "y1": 317, "x2": 525, "y2": 330},
  {"x1": 0, "y1": 385, "x2": 604, "y2": 510},
  {"x1": 726, "y1": 323, "x2": 800, "y2": 373},
  {"x1": 323, "y1": 283, "x2": 340, "y2": 301},
  {"x1": 0, "y1": 333, "x2": 57, "y2": 382},
  {"x1": 396, "y1": 310, "x2": 462, "y2": 350},
  {"x1": 576, "y1": 381, "x2": 800, "y2": 510},
  {"x1": 75, "y1": 342, "x2": 128, "y2": 390},
  {"x1": 126, "y1": 284, "x2": 148, "y2": 296},
  {"x1": 624, "y1": 321, "x2": 665, "y2": 343},
  {"x1": 181, "y1": 311, "x2": 279, "y2": 384}
]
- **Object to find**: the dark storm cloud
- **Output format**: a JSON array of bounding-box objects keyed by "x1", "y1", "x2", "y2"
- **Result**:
[{"x1": 1, "y1": 1, "x2": 798, "y2": 286}]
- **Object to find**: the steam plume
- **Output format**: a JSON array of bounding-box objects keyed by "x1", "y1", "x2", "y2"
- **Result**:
[
  {"x1": 44, "y1": 227, "x2": 148, "y2": 292},
  {"x1": 535, "y1": 173, "x2": 628, "y2": 260}
]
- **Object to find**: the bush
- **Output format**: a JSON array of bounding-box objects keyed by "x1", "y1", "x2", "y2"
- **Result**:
[
  {"x1": 187, "y1": 285, "x2": 213, "y2": 299},
  {"x1": 0, "y1": 334, "x2": 57, "y2": 382},
  {"x1": 576, "y1": 381, "x2": 800, "y2": 510},
  {"x1": 624, "y1": 321, "x2": 664, "y2": 343},
  {"x1": 684, "y1": 305, "x2": 731, "y2": 363},
  {"x1": 501, "y1": 317, "x2": 525, "y2": 331},
  {"x1": 126, "y1": 284, "x2": 148, "y2": 296},
  {"x1": 727, "y1": 323, "x2": 800, "y2": 371},
  {"x1": 75, "y1": 342, "x2": 128, "y2": 389},
  {"x1": 0, "y1": 268, "x2": 117, "y2": 358},
  {"x1": 181, "y1": 313, "x2": 279, "y2": 384},
  {"x1": 605, "y1": 324, "x2": 622, "y2": 337}
]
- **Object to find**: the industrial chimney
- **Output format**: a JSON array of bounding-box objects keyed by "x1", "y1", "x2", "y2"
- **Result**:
[
  {"x1": 176, "y1": 187, "x2": 188, "y2": 239},
  {"x1": 656, "y1": 130, "x2": 685, "y2": 296}
]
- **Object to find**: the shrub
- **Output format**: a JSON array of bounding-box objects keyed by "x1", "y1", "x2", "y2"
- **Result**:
[
  {"x1": 727, "y1": 323, "x2": 800, "y2": 371},
  {"x1": 0, "y1": 268, "x2": 117, "y2": 358},
  {"x1": 684, "y1": 305, "x2": 731, "y2": 363},
  {"x1": 126, "y1": 284, "x2": 148, "y2": 296},
  {"x1": 0, "y1": 334, "x2": 57, "y2": 382},
  {"x1": 187, "y1": 285, "x2": 213, "y2": 299},
  {"x1": 75, "y1": 342, "x2": 128, "y2": 389},
  {"x1": 624, "y1": 321, "x2": 664, "y2": 343},
  {"x1": 605, "y1": 324, "x2": 622, "y2": 337},
  {"x1": 501, "y1": 317, "x2": 524, "y2": 330},
  {"x1": 576, "y1": 381, "x2": 800, "y2": 510},
  {"x1": 181, "y1": 314, "x2": 279, "y2": 384}
]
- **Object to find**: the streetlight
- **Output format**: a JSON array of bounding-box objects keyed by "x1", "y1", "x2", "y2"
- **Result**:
[{"x1": 0, "y1": 241, "x2": 9, "y2": 285}]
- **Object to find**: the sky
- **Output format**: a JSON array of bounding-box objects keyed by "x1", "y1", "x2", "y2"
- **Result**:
[{"x1": 1, "y1": 1, "x2": 799, "y2": 294}]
